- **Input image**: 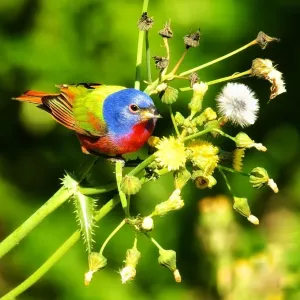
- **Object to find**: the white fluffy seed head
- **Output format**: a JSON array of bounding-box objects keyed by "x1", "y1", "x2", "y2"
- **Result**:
[{"x1": 216, "y1": 83, "x2": 259, "y2": 127}]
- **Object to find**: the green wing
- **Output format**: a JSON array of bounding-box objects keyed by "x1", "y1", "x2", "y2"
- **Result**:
[{"x1": 72, "y1": 85, "x2": 125, "y2": 136}]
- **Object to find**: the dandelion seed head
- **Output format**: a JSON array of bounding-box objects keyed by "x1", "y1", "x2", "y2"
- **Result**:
[{"x1": 216, "y1": 83, "x2": 259, "y2": 127}]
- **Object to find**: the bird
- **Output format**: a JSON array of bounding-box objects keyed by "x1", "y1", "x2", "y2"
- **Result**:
[{"x1": 14, "y1": 83, "x2": 161, "y2": 156}]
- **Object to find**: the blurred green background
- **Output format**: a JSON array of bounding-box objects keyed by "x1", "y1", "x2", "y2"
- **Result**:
[{"x1": 0, "y1": 0, "x2": 299, "y2": 299}]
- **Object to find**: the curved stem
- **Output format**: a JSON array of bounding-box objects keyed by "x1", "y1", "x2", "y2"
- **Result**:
[
  {"x1": 1, "y1": 195, "x2": 119, "y2": 300},
  {"x1": 217, "y1": 165, "x2": 250, "y2": 177},
  {"x1": 99, "y1": 219, "x2": 126, "y2": 255},
  {"x1": 179, "y1": 40, "x2": 257, "y2": 77},
  {"x1": 115, "y1": 161, "x2": 129, "y2": 215}
]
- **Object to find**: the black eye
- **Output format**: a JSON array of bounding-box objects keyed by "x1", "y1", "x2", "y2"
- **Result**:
[{"x1": 129, "y1": 104, "x2": 139, "y2": 113}]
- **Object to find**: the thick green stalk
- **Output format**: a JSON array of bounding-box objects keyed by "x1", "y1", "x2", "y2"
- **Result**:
[
  {"x1": 146, "y1": 31, "x2": 152, "y2": 83},
  {"x1": 0, "y1": 156, "x2": 98, "y2": 259},
  {"x1": 134, "y1": 0, "x2": 149, "y2": 89},
  {"x1": 1, "y1": 195, "x2": 119, "y2": 300},
  {"x1": 78, "y1": 182, "x2": 117, "y2": 195}
]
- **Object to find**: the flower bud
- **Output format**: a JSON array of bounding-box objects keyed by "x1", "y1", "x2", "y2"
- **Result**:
[
  {"x1": 121, "y1": 175, "x2": 142, "y2": 195},
  {"x1": 184, "y1": 29, "x2": 200, "y2": 48},
  {"x1": 160, "y1": 86, "x2": 178, "y2": 104},
  {"x1": 233, "y1": 197, "x2": 251, "y2": 217},
  {"x1": 174, "y1": 168, "x2": 191, "y2": 190},
  {"x1": 152, "y1": 189, "x2": 184, "y2": 216},
  {"x1": 137, "y1": 12, "x2": 154, "y2": 31},
  {"x1": 174, "y1": 112, "x2": 185, "y2": 126},
  {"x1": 188, "y1": 82, "x2": 208, "y2": 117},
  {"x1": 233, "y1": 197, "x2": 259, "y2": 225},
  {"x1": 249, "y1": 167, "x2": 269, "y2": 189},
  {"x1": 158, "y1": 249, "x2": 177, "y2": 271},
  {"x1": 158, "y1": 249, "x2": 181, "y2": 282},
  {"x1": 235, "y1": 132, "x2": 267, "y2": 151},
  {"x1": 203, "y1": 107, "x2": 217, "y2": 121},
  {"x1": 120, "y1": 246, "x2": 141, "y2": 284},
  {"x1": 84, "y1": 252, "x2": 107, "y2": 285}
]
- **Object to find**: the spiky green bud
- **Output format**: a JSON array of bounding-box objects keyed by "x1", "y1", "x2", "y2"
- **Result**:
[{"x1": 121, "y1": 175, "x2": 142, "y2": 195}]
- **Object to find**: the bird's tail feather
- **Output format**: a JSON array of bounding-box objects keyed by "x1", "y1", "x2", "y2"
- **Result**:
[{"x1": 12, "y1": 90, "x2": 58, "y2": 104}]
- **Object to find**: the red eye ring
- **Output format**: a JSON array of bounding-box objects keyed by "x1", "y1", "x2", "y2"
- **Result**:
[{"x1": 129, "y1": 104, "x2": 139, "y2": 113}]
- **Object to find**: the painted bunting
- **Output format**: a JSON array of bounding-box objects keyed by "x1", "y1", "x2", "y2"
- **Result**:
[{"x1": 14, "y1": 83, "x2": 161, "y2": 156}]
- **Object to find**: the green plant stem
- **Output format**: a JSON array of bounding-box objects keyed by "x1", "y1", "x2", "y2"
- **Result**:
[
  {"x1": 170, "y1": 48, "x2": 189, "y2": 75},
  {"x1": 115, "y1": 160, "x2": 129, "y2": 215},
  {"x1": 213, "y1": 129, "x2": 236, "y2": 142},
  {"x1": 169, "y1": 105, "x2": 180, "y2": 136},
  {"x1": 134, "y1": 0, "x2": 149, "y2": 90},
  {"x1": 1, "y1": 195, "x2": 119, "y2": 300},
  {"x1": 78, "y1": 182, "x2": 117, "y2": 195},
  {"x1": 182, "y1": 127, "x2": 213, "y2": 142},
  {"x1": 218, "y1": 168, "x2": 233, "y2": 194},
  {"x1": 217, "y1": 165, "x2": 250, "y2": 177},
  {"x1": 161, "y1": 38, "x2": 170, "y2": 77},
  {"x1": 99, "y1": 219, "x2": 126, "y2": 255},
  {"x1": 178, "y1": 40, "x2": 257, "y2": 77},
  {"x1": 180, "y1": 69, "x2": 252, "y2": 91},
  {"x1": 0, "y1": 156, "x2": 98, "y2": 260},
  {"x1": 145, "y1": 31, "x2": 152, "y2": 83},
  {"x1": 144, "y1": 233, "x2": 164, "y2": 251}
]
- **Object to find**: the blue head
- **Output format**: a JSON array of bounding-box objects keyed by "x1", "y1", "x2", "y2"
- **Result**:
[{"x1": 103, "y1": 88, "x2": 160, "y2": 136}]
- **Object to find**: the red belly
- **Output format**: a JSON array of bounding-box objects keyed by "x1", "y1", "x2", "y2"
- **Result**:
[{"x1": 77, "y1": 120, "x2": 155, "y2": 156}]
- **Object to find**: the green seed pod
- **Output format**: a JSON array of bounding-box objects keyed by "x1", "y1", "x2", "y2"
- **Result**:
[
  {"x1": 85, "y1": 252, "x2": 107, "y2": 285},
  {"x1": 160, "y1": 86, "x2": 178, "y2": 104},
  {"x1": 233, "y1": 197, "x2": 251, "y2": 217},
  {"x1": 121, "y1": 175, "x2": 142, "y2": 195},
  {"x1": 235, "y1": 132, "x2": 254, "y2": 148},
  {"x1": 158, "y1": 249, "x2": 177, "y2": 271}
]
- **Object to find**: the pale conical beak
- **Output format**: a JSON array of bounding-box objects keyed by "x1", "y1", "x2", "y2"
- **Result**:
[{"x1": 140, "y1": 108, "x2": 162, "y2": 120}]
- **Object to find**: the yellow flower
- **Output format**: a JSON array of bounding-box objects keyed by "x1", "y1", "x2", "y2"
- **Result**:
[
  {"x1": 187, "y1": 140, "x2": 219, "y2": 176},
  {"x1": 155, "y1": 137, "x2": 186, "y2": 171}
]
